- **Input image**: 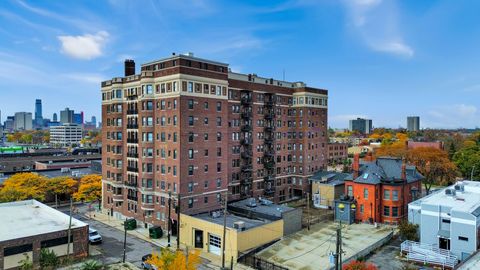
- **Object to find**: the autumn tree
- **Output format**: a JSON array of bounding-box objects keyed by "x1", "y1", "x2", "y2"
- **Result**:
[
  {"x1": 0, "y1": 173, "x2": 49, "y2": 202},
  {"x1": 73, "y1": 174, "x2": 102, "y2": 202},
  {"x1": 146, "y1": 248, "x2": 201, "y2": 270},
  {"x1": 48, "y1": 177, "x2": 77, "y2": 206},
  {"x1": 407, "y1": 147, "x2": 457, "y2": 194},
  {"x1": 343, "y1": 260, "x2": 378, "y2": 270}
]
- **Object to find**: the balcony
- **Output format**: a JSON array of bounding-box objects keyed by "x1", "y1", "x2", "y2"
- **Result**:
[
  {"x1": 241, "y1": 165, "x2": 253, "y2": 173},
  {"x1": 264, "y1": 137, "x2": 274, "y2": 143},
  {"x1": 127, "y1": 123, "x2": 138, "y2": 129},
  {"x1": 264, "y1": 150, "x2": 275, "y2": 157},
  {"x1": 241, "y1": 151, "x2": 252, "y2": 159},
  {"x1": 241, "y1": 112, "x2": 252, "y2": 119},
  {"x1": 112, "y1": 194, "x2": 123, "y2": 201},
  {"x1": 127, "y1": 152, "x2": 139, "y2": 158},
  {"x1": 264, "y1": 188, "x2": 275, "y2": 195},
  {"x1": 124, "y1": 181, "x2": 138, "y2": 187},
  {"x1": 141, "y1": 202, "x2": 155, "y2": 211},
  {"x1": 241, "y1": 125, "x2": 252, "y2": 132},
  {"x1": 240, "y1": 138, "x2": 252, "y2": 145},
  {"x1": 241, "y1": 97, "x2": 252, "y2": 105},
  {"x1": 127, "y1": 195, "x2": 138, "y2": 201},
  {"x1": 127, "y1": 166, "x2": 139, "y2": 172},
  {"x1": 127, "y1": 138, "x2": 138, "y2": 144},
  {"x1": 126, "y1": 95, "x2": 138, "y2": 101},
  {"x1": 263, "y1": 161, "x2": 275, "y2": 170},
  {"x1": 264, "y1": 126, "x2": 274, "y2": 132},
  {"x1": 127, "y1": 109, "x2": 138, "y2": 114}
]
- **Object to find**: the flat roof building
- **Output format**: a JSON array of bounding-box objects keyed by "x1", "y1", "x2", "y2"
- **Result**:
[
  {"x1": 349, "y1": 118, "x2": 372, "y2": 134},
  {"x1": 0, "y1": 200, "x2": 88, "y2": 269},
  {"x1": 50, "y1": 123, "x2": 83, "y2": 146},
  {"x1": 409, "y1": 181, "x2": 480, "y2": 260},
  {"x1": 407, "y1": 116, "x2": 420, "y2": 132}
]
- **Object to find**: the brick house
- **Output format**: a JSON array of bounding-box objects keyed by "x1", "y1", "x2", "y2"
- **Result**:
[{"x1": 340, "y1": 154, "x2": 423, "y2": 224}]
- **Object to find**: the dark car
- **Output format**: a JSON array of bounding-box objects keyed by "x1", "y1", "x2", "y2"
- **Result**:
[{"x1": 141, "y1": 254, "x2": 156, "y2": 270}]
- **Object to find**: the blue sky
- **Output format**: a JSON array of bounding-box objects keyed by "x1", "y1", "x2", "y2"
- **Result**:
[{"x1": 0, "y1": 0, "x2": 479, "y2": 129}]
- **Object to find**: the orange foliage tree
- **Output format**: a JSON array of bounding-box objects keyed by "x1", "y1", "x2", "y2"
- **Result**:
[
  {"x1": 0, "y1": 173, "x2": 49, "y2": 202},
  {"x1": 343, "y1": 260, "x2": 378, "y2": 270},
  {"x1": 73, "y1": 174, "x2": 102, "y2": 202},
  {"x1": 146, "y1": 248, "x2": 201, "y2": 270},
  {"x1": 48, "y1": 176, "x2": 77, "y2": 205}
]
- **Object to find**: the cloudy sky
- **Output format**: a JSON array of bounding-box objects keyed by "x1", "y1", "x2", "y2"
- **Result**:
[{"x1": 0, "y1": 0, "x2": 479, "y2": 129}]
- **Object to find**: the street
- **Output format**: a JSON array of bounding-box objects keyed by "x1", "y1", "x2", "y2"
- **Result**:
[{"x1": 59, "y1": 204, "x2": 160, "y2": 268}]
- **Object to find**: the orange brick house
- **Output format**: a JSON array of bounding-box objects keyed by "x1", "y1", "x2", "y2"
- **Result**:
[{"x1": 341, "y1": 154, "x2": 423, "y2": 224}]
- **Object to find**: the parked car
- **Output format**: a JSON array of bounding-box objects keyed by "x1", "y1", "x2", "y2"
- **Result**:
[
  {"x1": 88, "y1": 228, "x2": 102, "y2": 244},
  {"x1": 141, "y1": 254, "x2": 156, "y2": 270}
]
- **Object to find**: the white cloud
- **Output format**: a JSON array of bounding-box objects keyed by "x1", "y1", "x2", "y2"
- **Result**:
[
  {"x1": 427, "y1": 104, "x2": 478, "y2": 128},
  {"x1": 58, "y1": 31, "x2": 109, "y2": 60},
  {"x1": 342, "y1": 0, "x2": 414, "y2": 58}
]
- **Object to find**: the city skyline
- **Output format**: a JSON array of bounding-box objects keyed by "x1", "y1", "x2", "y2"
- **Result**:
[{"x1": 1, "y1": 0, "x2": 480, "y2": 129}]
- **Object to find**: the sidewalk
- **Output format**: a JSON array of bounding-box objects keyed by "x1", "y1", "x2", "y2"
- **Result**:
[{"x1": 89, "y1": 211, "x2": 254, "y2": 270}]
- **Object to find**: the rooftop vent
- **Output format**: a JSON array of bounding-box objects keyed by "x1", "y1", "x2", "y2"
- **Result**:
[
  {"x1": 445, "y1": 189, "x2": 456, "y2": 196},
  {"x1": 233, "y1": 221, "x2": 246, "y2": 231},
  {"x1": 455, "y1": 182, "x2": 465, "y2": 192},
  {"x1": 211, "y1": 211, "x2": 221, "y2": 218},
  {"x1": 259, "y1": 198, "x2": 273, "y2": 206},
  {"x1": 246, "y1": 198, "x2": 257, "y2": 208}
]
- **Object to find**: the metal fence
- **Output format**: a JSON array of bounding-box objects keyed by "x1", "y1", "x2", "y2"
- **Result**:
[
  {"x1": 239, "y1": 255, "x2": 289, "y2": 270},
  {"x1": 401, "y1": 240, "x2": 458, "y2": 269}
]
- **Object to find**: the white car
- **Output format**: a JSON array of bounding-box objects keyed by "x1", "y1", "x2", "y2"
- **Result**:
[{"x1": 88, "y1": 228, "x2": 102, "y2": 244}]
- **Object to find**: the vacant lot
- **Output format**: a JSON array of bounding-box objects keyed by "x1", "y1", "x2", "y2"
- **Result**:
[{"x1": 257, "y1": 222, "x2": 393, "y2": 270}]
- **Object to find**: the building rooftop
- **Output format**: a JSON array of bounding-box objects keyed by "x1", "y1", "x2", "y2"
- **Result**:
[
  {"x1": 353, "y1": 157, "x2": 423, "y2": 184},
  {"x1": 194, "y1": 212, "x2": 271, "y2": 231},
  {"x1": 309, "y1": 171, "x2": 351, "y2": 186},
  {"x1": 411, "y1": 181, "x2": 480, "y2": 216},
  {"x1": 228, "y1": 198, "x2": 295, "y2": 219},
  {"x1": 36, "y1": 167, "x2": 99, "y2": 178},
  {"x1": 0, "y1": 200, "x2": 87, "y2": 242}
]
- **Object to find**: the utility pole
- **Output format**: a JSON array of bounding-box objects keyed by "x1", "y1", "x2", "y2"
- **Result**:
[
  {"x1": 334, "y1": 221, "x2": 342, "y2": 270},
  {"x1": 221, "y1": 191, "x2": 228, "y2": 269},
  {"x1": 306, "y1": 192, "x2": 310, "y2": 231},
  {"x1": 177, "y1": 193, "x2": 181, "y2": 250},
  {"x1": 66, "y1": 198, "x2": 73, "y2": 260},
  {"x1": 168, "y1": 191, "x2": 172, "y2": 247},
  {"x1": 123, "y1": 218, "x2": 127, "y2": 263}
]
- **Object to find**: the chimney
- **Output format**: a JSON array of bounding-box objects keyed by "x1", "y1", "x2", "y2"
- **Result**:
[
  {"x1": 124, "y1": 59, "x2": 135, "y2": 76},
  {"x1": 353, "y1": 153, "x2": 360, "y2": 178},
  {"x1": 401, "y1": 159, "x2": 406, "y2": 181}
]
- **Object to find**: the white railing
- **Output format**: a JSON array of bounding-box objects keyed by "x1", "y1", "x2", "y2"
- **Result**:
[{"x1": 401, "y1": 240, "x2": 458, "y2": 269}]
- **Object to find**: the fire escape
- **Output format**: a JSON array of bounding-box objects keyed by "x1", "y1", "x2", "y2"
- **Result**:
[
  {"x1": 263, "y1": 93, "x2": 276, "y2": 197},
  {"x1": 240, "y1": 90, "x2": 253, "y2": 198}
]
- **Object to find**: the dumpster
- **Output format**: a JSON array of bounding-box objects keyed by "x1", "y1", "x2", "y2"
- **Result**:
[
  {"x1": 149, "y1": 226, "x2": 163, "y2": 239},
  {"x1": 124, "y1": 218, "x2": 137, "y2": 230}
]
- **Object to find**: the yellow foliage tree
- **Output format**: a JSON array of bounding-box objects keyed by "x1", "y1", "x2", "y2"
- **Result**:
[
  {"x1": 73, "y1": 175, "x2": 102, "y2": 202},
  {"x1": 0, "y1": 173, "x2": 49, "y2": 202},
  {"x1": 146, "y1": 248, "x2": 201, "y2": 270},
  {"x1": 48, "y1": 177, "x2": 77, "y2": 205}
]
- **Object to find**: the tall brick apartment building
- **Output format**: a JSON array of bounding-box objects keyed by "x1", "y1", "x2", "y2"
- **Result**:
[{"x1": 101, "y1": 53, "x2": 328, "y2": 227}]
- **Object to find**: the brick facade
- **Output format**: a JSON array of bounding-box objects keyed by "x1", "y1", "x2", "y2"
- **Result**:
[{"x1": 101, "y1": 54, "x2": 328, "y2": 227}]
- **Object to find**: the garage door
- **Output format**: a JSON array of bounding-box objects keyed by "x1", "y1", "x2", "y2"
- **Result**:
[{"x1": 208, "y1": 234, "x2": 222, "y2": 255}]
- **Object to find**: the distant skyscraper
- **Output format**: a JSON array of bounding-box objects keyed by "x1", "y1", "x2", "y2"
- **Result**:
[
  {"x1": 14, "y1": 112, "x2": 33, "y2": 131},
  {"x1": 34, "y1": 99, "x2": 43, "y2": 127},
  {"x1": 91, "y1": 116, "x2": 96, "y2": 126},
  {"x1": 349, "y1": 118, "x2": 373, "y2": 134},
  {"x1": 407, "y1": 116, "x2": 420, "y2": 132},
  {"x1": 4, "y1": 116, "x2": 14, "y2": 131},
  {"x1": 53, "y1": 113, "x2": 58, "y2": 122},
  {"x1": 73, "y1": 112, "x2": 84, "y2": 125},
  {"x1": 60, "y1": 108, "x2": 74, "y2": 124}
]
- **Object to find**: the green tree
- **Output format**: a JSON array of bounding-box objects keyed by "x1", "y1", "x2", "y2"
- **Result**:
[
  {"x1": 81, "y1": 260, "x2": 103, "y2": 270},
  {"x1": 398, "y1": 221, "x2": 419, "y2": 241},
  {"x1": 39, "y1": 248, "x2": 60, "y2": 270},
  {"x1": 453, "y1": 145, "x2": 480, "y2": 180},
  {"x1": 18, "y1": 253, "x2": 33, "y2": 270}
]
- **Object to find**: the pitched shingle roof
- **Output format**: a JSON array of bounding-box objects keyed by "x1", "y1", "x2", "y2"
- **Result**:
[{"x1": 354, "y1": 157, "x2": 423, "y2": 184}]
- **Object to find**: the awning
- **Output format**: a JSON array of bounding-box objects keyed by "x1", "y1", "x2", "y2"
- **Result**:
[{"x1": 437, "y1": 229, "x2": 450, "y2": 239}]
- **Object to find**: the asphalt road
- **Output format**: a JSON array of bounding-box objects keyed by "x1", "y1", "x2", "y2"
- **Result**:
[{"x1": 58, "y1": 204, "x2": 159, "y2": 268}]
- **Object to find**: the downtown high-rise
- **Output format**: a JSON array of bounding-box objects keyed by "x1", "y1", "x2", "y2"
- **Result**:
[{"x1": 101, "y1": 53, "x2": 329, "y2": 228}]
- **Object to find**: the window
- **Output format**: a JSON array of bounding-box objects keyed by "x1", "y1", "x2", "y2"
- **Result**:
[
  {"x1": 217, "y1": 132, "x2": 222, "y2": 141},
  {"x1": 188, "y1": 132, "x2": 194, "y2": 142},
  {"x1": 442, "y1": 219, "x2": 451, "y2": 224},
  {"x1": 204, "y1": 117, "x2": 209, "y2": 125},
  {"x1": 204, "y1": 133, "x2": 208, "y2": 141},
  {"x1": 392, "y1": 190, "x2": 399, "y2": 201},
  {"x1": 216, "y1": 102, "x2": 221, "y2": 112},
  {"x1": 347, "y1": 186, "x2": 353, "y2": 197},
  {"x1": 188, "y1": 198, "x2": 193, "y2": 208},
  {"x1": 216, "y1": 178, "x2": 221, "y2": 188},
  {"x1": 217, "y1": 163, "x2": 221, "y2": 172},
  {"x1": 188, "y1": 116, "x2": 194, "y2": 126},
  {"x1": 188, "y1": 149, "x2": 194, "y2": 159},
  {"x1": 216, "y1": 117, "x2": 222, "y2": 126},
  {"x1": 383, "y1": 206, "x2": 390, "y2": 216},
  {"x1": 204, "y1": 102, "x2": 209, "y2": 109},
  {"x1": 392, "y1": 207, "x2": 398, "y2": 217},
  {"x1": 188, "y1": 99, "x2": 194, "y2": 109},
  {"x1": 188, "y1": 165, "x2": 194, "y2": 176},
  {"x1": 188, "y1": 82, "x2": 193, "y2": 92},
  {"x1": 459, "y1": 236, "x2": 469, "y2": 241},
  {"x1": 363, "y1": 188, "x2": 368, "y2": 199},
  {"x1": 384, "y1": 189, "x2": 390, "y2": 200},
  {"x1": 360, "y1": 204, "x2": 364, "y2": 213},
  {"x1": 188, "y1": 182, "x2": 194, "y2": 193}
]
